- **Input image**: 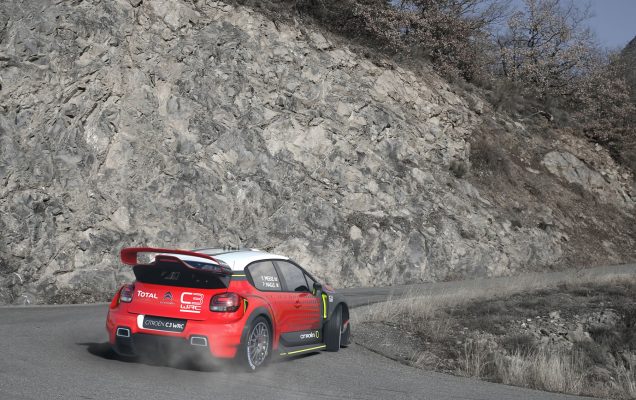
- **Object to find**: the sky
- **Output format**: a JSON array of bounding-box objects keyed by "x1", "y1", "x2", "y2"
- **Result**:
[
  {"x1": 507, "y1": 0, "x2": 636, "y2": 49},
  {"x1": 391, "y1": 0, "x2": 636, "y2": 50},
  {"x1": 586, "y1": 0, "x2": 636, "y2": 49}
]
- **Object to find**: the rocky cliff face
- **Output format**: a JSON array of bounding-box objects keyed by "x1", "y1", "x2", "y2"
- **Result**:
[{"x1": 1, "y1": 0, "x2": 634, "y2": 304}]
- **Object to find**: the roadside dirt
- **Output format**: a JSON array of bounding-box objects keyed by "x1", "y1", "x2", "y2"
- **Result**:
[{"x1": 353, "y1": 272, "x2": 636, "y2": 398}]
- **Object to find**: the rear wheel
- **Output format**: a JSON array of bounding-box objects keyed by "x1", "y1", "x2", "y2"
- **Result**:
[
  {"x1": 324, "y1": 305, "x2": 343, "y2": 352},
  {"x1": 239, "y1": 316, "x2": 272, "y2": 371}
]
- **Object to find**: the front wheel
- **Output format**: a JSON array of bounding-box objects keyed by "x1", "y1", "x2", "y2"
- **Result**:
[
  {"x1": 239, "y1": 316, "x2": 272, "y2": 371},
  {"x1": 324, "y1": 306, "x2": 343, "y2": 352},
  {"x1": 340, "y1": 319, "x2": 351, "y2": 348}
]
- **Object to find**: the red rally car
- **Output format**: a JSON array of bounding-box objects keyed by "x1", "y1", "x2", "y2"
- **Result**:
[{"x1": 106, "y1": 247, "x2": 351, "y2": 370}]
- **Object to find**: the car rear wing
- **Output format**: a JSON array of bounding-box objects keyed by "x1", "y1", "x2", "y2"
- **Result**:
[{"x1": 120, "y1": 247, "x2": 233, "y2": 276}]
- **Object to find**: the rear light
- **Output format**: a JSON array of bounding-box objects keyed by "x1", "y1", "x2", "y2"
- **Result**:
[
  {"x1": 210, "y1": 292, "x2": 240, "y2": 312},
  {"x1": 119, "y1": 284, "x2": 134, "y2": 303}
]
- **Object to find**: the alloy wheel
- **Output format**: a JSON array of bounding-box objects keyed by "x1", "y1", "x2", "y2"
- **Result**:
[{"x1": 247, "y1": 321, "x2": 270, "y2": 369}]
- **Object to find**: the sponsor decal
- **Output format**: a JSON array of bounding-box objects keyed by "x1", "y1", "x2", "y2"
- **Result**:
[
  {"x1": 299, "y1": 330, "x2": 321, "y2": 340},
  {"x1": 328, "y1": 295, "x2": 333, "y2": 303},
  {"x1": 144, "y1": 319, "x2": 185, "y2": 330},
  {"x1": 138, "y1": 315, "x2": 186, "y2": 332},
  {"x1": 160, "y1": 291, "x2": 173, "y2": 304},
  {"x1": 137, "y1": 290, "x2": 158, "y2": 299},
  {"x1": 180, "y1": 292, "x2": 204, "y2": 313}
]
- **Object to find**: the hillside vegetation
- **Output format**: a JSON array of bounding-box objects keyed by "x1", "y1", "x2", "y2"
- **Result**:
[
  {"x1": 0, "y1": 0, "x2": 634, "y2": 304},
  {"x1": 621, "y1": 37, "x2": 636, "y2": 103}
]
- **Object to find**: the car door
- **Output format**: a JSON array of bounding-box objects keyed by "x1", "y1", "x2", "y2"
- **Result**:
[
  {"x1": 245, "y1": 261, "x2": 289, "y2": 331},
  {"x1": 274, "y1": 260, "x2": 322, "y2": 332}
]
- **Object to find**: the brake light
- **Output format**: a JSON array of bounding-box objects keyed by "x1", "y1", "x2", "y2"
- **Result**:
[
  {"x1": 120, "y1": 284, "x2": 134, "y2": 303},
  {"x1": 210, "y1": 292, "x2": 240, "y2": 312}
]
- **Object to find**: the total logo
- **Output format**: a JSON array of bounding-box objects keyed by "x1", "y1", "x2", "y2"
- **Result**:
[
  {"x1": 137, "y1": 290, "x2": 158, "y2": 299},
  {"x1": 180, "y1": 292, "x2": 204, "y2": 313}
]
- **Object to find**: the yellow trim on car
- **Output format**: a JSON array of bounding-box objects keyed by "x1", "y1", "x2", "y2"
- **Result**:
[
  {"x1": 321, "y1": 293, "x2": 327, "y2": 319},
  {"x1": 281, "y1": 345, "x2": 326, "y2": 356}
]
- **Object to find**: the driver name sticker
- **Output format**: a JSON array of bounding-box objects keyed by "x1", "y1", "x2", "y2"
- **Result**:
[{"x1": 260, "y1": 275, "x2": 280, "y2": 289}]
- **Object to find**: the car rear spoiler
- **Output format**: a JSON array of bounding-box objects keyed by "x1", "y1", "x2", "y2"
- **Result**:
[{"x1": 120, "y1": 247, "x2": 233, "y2": 275}]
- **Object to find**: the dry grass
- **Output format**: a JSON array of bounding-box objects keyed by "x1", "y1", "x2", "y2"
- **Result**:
[
  {"x1": 354, "y1": 267, "x2": 636, "y2": 325},
  {"x1": 493, "y1": 348, "x2": 585, "y2": 394},
  {"x1": 459, "y1": 339, "x2": 493, "y2": 378},
  {"x1": 617, "y1": 361, "x2": 636, "y2": 398},
  {"x1": 353, "y1": 266, "x2": 636, "y2": 399},
  {"x1": 492, "y1": 347, "x2": 636, "y2": 398},
  {"x1": 455, "y1": 342, "x2": 587, "y2": 394}
]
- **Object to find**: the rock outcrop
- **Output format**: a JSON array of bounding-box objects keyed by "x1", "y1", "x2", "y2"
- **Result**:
[
  {"x1": 0, "y1": 0, "x2": 634, "y2": 304},
  {"x1": 542, "y1": 151, "x2": 631, "y2": 207}
]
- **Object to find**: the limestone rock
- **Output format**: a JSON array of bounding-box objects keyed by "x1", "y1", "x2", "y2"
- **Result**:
[
  {"x1": 542, "y1": 151, "x2": 631, "y2": 207},
  {"x1": 0, "y1": 0, "x2": 633, "y2": 304}
]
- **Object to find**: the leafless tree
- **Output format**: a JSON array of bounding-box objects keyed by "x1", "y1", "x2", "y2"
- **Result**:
[{"x1": 495, "y1": 0, "x2": 596, "y2": 97}]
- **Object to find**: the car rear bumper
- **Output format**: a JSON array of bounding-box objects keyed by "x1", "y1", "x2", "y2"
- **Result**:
[
  {"x1": 106, "y1": 308, "x2": 245, "y2": 359},
  {"x1": 112, "y1": 332, "x2": 214, "y2": 360}
]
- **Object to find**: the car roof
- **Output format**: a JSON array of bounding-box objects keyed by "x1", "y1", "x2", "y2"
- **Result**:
[{"x1": 195, "y1": 249, "x2": 288, "y2": 271}]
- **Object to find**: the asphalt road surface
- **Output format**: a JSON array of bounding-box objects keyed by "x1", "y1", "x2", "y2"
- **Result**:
[{"x1": 3, "y1": 264, "x2": 635, "y2": 400}]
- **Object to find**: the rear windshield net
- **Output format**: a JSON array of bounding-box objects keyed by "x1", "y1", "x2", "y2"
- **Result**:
[{"x1": 133, "y1": 261, "x2": 230, "y2": 289}]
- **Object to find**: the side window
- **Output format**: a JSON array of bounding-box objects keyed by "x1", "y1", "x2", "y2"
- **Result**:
[
  {"x1": 247, "y1": 261, "x2": 281, "y2": 292},
  {"x1": 304, "y1": 274, "x2": 316, "y2": 292},
  {"x1": 276, "y1": 261, "x2": 310, "y2": 292}
]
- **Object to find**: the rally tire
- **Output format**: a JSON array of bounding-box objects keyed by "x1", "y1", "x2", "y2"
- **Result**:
[
  {"x1": 340, "y1": 320, "x2": 351, "y2": 348},
  {"x1": 239, "y1": 316, "x2": 272, "y2": 371},
  {"x1": 324, "y1": 305, "x2": 343, "y2": 352}
]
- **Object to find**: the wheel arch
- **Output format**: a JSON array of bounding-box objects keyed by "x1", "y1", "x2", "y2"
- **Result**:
[
  {"x1": 323, "y1": 291, "x2": 349, "y2": 321},
  {"x1": 241, "y1": 306, "x2": 275, "y2": 346}
]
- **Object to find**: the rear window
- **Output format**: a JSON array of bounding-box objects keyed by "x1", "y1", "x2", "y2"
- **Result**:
[
  {"x1": 133, "y1": 260, "x2": 230, "y2": 289},
  {"x1": 247, "y1": 261, "x2": 281, "y2": 292}
]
